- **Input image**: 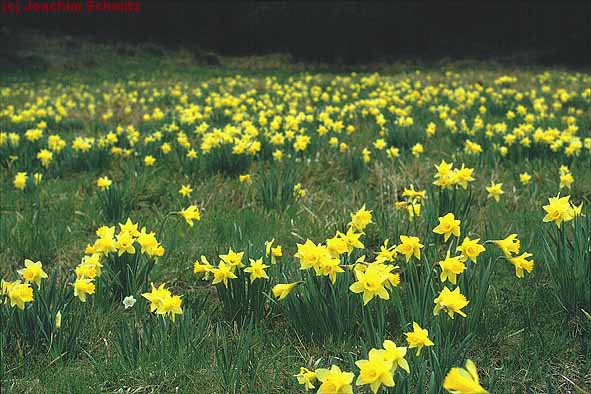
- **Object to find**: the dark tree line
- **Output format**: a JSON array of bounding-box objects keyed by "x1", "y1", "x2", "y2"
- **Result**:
[{"x1": 2, "y1": 2, "x2": 591, "y2": 66}]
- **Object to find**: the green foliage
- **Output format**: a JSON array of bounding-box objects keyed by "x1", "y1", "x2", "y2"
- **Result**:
[
  {"x1": 255, "y1": 163, "x2": 299, "y2": 212},
  {"x1": 0, "y1": 273, "x2": 85, "y2": 359},
  {"x1": 95, "y1": 184, "x2": 134, "y2": 224},
  {"x1": 111, "y1": 301, "x2": 209, "y2": 370},
  {"x1": 542, "y1": 212, "x2": 591, "y2": 313}
]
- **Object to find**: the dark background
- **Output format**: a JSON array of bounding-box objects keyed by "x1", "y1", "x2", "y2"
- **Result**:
[{"x1": 2, "y1": 1, "x2": 591, "y2": 67}]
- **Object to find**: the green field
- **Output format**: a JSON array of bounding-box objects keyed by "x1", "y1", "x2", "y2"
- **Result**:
[{"x1": 1, "y1": 36, "x2": 590, "y2": 394}]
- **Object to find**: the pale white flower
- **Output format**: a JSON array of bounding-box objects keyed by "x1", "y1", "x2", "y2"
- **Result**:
[{"x1": 123, "y1": 295, "x2": 136, "y2": 309}]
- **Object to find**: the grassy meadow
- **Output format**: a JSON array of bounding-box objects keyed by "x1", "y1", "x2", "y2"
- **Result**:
[{"x1": 1, "y1": 36, "x2": 590, "y2": 394}]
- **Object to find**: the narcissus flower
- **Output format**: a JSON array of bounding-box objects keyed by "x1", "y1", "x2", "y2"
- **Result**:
[
  {"x1": 179, "y1": 184, "x2": 193, "y2": 197},
  {"x1": 219, "y1": 248, "x2": 245, "y2": 270},
  {"x1": 55, "y1": 310, "x2": 62, "y2": 329},
  {"x1": 239, "y1": 174, "x2": 253, "y2": 185},
  {"x1": 144, "y1": 155, "x2": 156, "y2": 166},
  {"x1": 295, "y1": 367, "x2": 317, "y2": 390},
  {"x1": 315, "y1": 365, "x2": 355, "y2": 394},
  {"x1": 438, "y1": 252, "x2": 466, "y2": 284},
  {"x1": 179, "y1": 205, "x2": 201, "y2": 227},
  {"x1": 508, "y1": 252, "x2": 534, "y2": 278},
  {"x1": 433, "y1": 213, "x2": 461, "y2": 242},
  {"x1": 405, "y1": 322, "x2": 434, "y2": 356},
  {"x1": 355, "y1": 349, "x2": 395, "y2": 393},
  {"x1": 14, "y1": 172, "x2": 28, "y2": 190},
  {"x1": 486, "y1": 182, "x2": 504, "y2": 202},
  {"x1": 382, "y1": 340, "x2": 410, "y2": 373},
  {"x1": 4, "y1": 280, "x2": 34, "y2": 310},
  {"x1": 433, "y1": 286, "x2": 469, "y2": 318},
  {"x1": 73, "y1": 278, "x2": 96, "y2": 302},
  {"x1": 211, "y1": 261, "x2": 238, "y2": 287},
  {"x1": 519, "y1": 172, "x2": 531, "y2": 185},
  {"x1": 193, "y1": 255, "x2": 213, "y2": 279},
  {"x1": 396, "y1": 235, "x2": 424, "y2": 262},
  {"x1": 349, "y1": 263, "x2": 391, "y2": 305},
  {"x1": 443, "y1": 359, "x2": 488, "y2": 394},
  {"x1": 36, "y1": 149, "x2": 53, "y2": 167},
  {"x1": 265, "y1": 239, "x2": 283, "y2": 264},
  {"x1": 272, "y1": 282, "x2": 300, "y2": 300},
  {"x1": 493, "y1": 234, "x2": 520, "y2": 257},
  {"x1": 542, "y1": 194, "x2": 575, "y2": 228},
  {"x1": 456, "y1": 237, "x2": 486, "y2": 263},
  {"x1": 96, "y1": 176, "x2": 112, "y2": 190},
  {"x1": 349, "y1": 204, "x2": 373, "y2": 231},
  {"x1": 123, "y1": 295, "x2": 136, "y2": 309},
  {"x1": 244, "y1": 258, "x2": 269, "y2": 283},
  {"x1": 17, "y1": 259, "x2": 48, "y2": 288}
]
